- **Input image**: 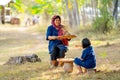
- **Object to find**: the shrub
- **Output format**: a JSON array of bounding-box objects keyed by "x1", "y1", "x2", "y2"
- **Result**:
[{"x1": 92, "y1": 16, "x2": 113, "y2": 34}]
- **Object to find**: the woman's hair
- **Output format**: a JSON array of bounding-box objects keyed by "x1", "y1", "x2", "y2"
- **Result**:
[
  {"x1": 82, "y1": 38, "x2": 91, "y2": 48},
  {"x1": 52, "y1": 15, "x2": 61, "y2": 22},
  {"x1": 51, "y1": 15, "x2": 61, "y2": 28}
]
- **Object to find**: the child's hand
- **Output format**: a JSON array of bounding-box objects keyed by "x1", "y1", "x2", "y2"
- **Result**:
[
  {"x1": 75, "y1": 45, "x2": 82, "y2": 47},
  {"x1": 80, "y1": 58, "x2": 83, "y2": 61}
]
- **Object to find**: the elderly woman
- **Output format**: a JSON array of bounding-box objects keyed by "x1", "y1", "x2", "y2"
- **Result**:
[{"x1": 46, "y1": 15, "x2": 69, "y2": 68}]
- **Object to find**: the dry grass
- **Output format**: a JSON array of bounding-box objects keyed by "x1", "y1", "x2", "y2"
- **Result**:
[{"x1": 0, "y1": 24, "x2": 120, "y2": 80}]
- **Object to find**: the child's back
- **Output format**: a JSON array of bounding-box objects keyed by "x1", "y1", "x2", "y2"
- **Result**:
[
  {"x1": 81, "y1": 46, "x2": 96, "y2": 68},
  {"x1": 74, "y1": 38, "x2": 96, "y2": 74}
]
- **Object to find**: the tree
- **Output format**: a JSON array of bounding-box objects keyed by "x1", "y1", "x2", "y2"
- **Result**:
[
  {"x1": 92, "y1": 0, "x2": 113, "y2": 34},
  {"x1": 64, "y1": 0, "x2": 80, "y2": 27},
  {"x1": 1, "y1": 5, "x2": 5, "y2": 24},
  {"x1": 113, "y1": 0, "x2": 119, "y2": 27}
]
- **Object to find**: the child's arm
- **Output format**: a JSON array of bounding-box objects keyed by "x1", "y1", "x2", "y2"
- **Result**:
[
  {"x1": 81, "y1": 50, "x2": 87, "y2": 61},
  {"x1": 80, "y1": 58, "x2": 83, "y2": 61},
  {"x1": 77, "y1": 57, "x2": 83, "y2": 61}
]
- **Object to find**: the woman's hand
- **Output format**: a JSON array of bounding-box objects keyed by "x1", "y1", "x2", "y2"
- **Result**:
[
  {"x1": 57, "y1": 36, "x2": 63, "y2": 40},
  {"x1": 48, "y1": 36, "x2": 58, "y2": 40},
  {"x1": 52, "y1": 36, "x2": 58, "y2": 40}
]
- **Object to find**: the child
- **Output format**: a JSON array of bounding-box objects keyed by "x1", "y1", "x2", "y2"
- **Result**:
[{"x1": 74, "y1": 38, "x2": 96, "y2": 74}]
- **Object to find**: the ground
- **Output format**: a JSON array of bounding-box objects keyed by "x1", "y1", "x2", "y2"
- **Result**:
[{"x1": 0, "y1": 24, "x2": 120, "y2": 80}]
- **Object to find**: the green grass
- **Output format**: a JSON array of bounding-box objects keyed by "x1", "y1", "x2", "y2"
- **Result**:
[{"x1": 0, "y1": 24, "x2": 120, "y2": 80}]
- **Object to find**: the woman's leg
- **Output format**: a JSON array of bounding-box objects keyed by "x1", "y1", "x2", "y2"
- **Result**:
[
  {"x1": 59, "y1": 50, "x2": 65, "y2": 58},
  {"x1": 57, "y1": 44, "x2": 67, "y2": 58},
  {"x1": 57, "y1": 49, "x2": 66, "y2": 66},
  {"x1": 50, "y1": 46, "x2": 59, "y2": 68}
]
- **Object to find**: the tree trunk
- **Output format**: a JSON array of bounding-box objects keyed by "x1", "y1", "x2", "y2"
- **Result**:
[
  {"x1": 64, "y1": 0, "x2": 73, "y2": 27},
  {"x1": 82, "y1": 3, "x2": 87, "y2": 26},
  {"x1": 1, "y1": 5, "x2": 5, "y2": 24},
  {"x1": 113, "y1": 0, "x2": 118, "y2": 27},
  {"x1": 73, "y1": 0, "x2": 80, "y2": 27},
  {"x1": 64, "y1": 0, "x2": 80, "y2": 28}
]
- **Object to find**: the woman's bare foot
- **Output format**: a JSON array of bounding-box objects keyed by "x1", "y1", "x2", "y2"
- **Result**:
[
  {"x1": 76, "y1": 72, "x2": 83, "y2": 75},
  {"x1": 50, "y1": 65, "x2": 56, "y2": 69},
  {"x1": 83, "y1": 71, "x2": 87, "y2": 74}
]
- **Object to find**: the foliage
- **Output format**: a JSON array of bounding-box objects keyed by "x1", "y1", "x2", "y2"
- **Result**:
[
  {"x1": 92, "y1": 0, "x2": 113, "y2": 34},
  {"x1": 11, "y1": 0, "x2": 26, "y2": 13},
  {"x1": 11, "y1": 0, "x2": 63, "y2": 15},
  {"x1": 33, "y1": 0, "x2": 62, "y2": 15},
  {"x1": 77, "y1": 0, "x2": 85, "y2": 8},
  {"x1": 93, "y1": 16, "x2": 113, "y2": 34},
  {"x1": 117, "y1": 19, "x2": 120, "y2": 30}
]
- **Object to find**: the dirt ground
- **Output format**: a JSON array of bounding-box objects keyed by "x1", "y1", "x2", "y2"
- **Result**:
[
  {"x1": 0, "y1": 25, "x2": 119, "y2": 67},
  {"x1": 0, "y1": 25, "x2": 120, "y2": 80},
  {"x1": 0, "y1": 25, "x2": 47, "y2": 64}
]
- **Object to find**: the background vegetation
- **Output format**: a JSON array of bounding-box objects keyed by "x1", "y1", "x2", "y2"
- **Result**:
[{"x1": 0, "y1": 0, "x2": 120, "y2": 80}]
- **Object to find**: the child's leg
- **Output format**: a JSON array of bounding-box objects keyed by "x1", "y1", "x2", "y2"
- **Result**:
[
  {"x1": 76, "y1": 65, "x2": 83, "y2": 74},
  {"x1": 83, "y1": 68, "x2": 87, "y2": 73}
]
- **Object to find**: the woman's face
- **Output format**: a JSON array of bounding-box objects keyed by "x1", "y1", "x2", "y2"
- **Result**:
[{"x1": 54, "y1": 18, "x2": 61, "y2": 26}]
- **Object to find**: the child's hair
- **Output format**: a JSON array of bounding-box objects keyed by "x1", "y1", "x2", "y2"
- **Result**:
[{"x1": 82, "y1": 38, "x2": 91, "y2": 48}]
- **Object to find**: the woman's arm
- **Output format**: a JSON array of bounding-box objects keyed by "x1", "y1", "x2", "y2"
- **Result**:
[
  {"x1": 48, "y1": 36, "x2": 58, "y2": 40},
  {"x1": 46, "y1": 26, "x2": 58, "y2": 40}
]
